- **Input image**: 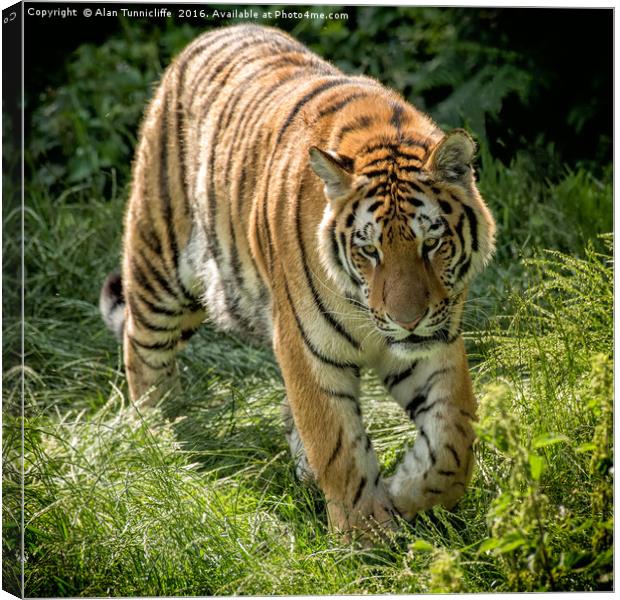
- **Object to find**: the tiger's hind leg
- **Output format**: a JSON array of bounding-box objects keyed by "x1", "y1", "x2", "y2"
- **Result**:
[
  {"x1": 114, "y1": 64, "x2": 206, "y2": 405},
  {"x1": 122, "y1": 256, "x2": 205, "y2": 405},
  {"x1": 281, "y1": 396, "x2": 314, "y2": 482},
  {"x1": 101, "y1": 267, "x2": 205, "y2": 406}
]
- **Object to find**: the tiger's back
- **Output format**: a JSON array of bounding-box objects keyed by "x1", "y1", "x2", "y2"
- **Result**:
[
  {"x1": 103, "y1": 24, "x2": 496, "y2": 541},
  {"x1": 130, "y1": 25, "x2": 443, "y2": 341}
]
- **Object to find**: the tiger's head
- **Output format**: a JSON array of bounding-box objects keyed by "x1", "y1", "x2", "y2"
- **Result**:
[{"x1": 310, "y1": 129, "x2": 496, "y2": 356}]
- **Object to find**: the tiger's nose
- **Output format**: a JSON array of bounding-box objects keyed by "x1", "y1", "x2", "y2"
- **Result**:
[{"x1": 388, "y1": 313, "x2": 423, "y2": 331}]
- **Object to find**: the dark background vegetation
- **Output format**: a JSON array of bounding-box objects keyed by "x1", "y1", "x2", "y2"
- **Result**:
[
  {"x1": 3, "y1": 4, "x2": 613, "y2": 596},
  {"x1": 24, "y1": 5, "x2": 612, "y2": 186}
]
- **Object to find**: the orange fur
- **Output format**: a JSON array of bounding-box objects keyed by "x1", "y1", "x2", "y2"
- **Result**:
[{"x1": 100, "y1": 25, "x2": 496, "y2": 541}]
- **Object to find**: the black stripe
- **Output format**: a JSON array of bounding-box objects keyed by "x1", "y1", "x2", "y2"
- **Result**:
[
  {"x1": 276, "y1": 78, "x2": 353, "y2": 146},
  {"x1": 128, "y1": 334, "x2": 178, "y2": 352},
  {"x1": 365, "y1": 182, "x2": 389, "y2": 198},
  {"x1": 414, "y1": 399, "x2": 442, "y2": 417},
  {"x1": 136, "y1": 249, "x2": 178, "y2": 301},
  {"x1": 454, "y1": 422, "x2": 468, "y2": 437},
  {"x1": 179, "y1": 26, "x2": 254, "y2": 77},
  {"x1": 361, "y1": 167, "x2": 388, "y2": 179},
  {"x1": 407, "y1": 181, "x2": 426, "y2": 195},
  {"x1": 361, "y1": 138, "x2": 430, "y2": 157},
  {"x1": 130, "y1": 258, "x2": 171, "y2": 306},
  {"x1": 424, "y1": 488, "x2": 443, "y2": 494},
  {"x1": 326, "y1": 427, "x2": 343, "y2": 469},
  {"x1": 367, "y1": 200, "x2": 383, "y2": 213},
  {"x1": 220, "y1": 53, "x2": 310, "y2": 139},
  {"x1": 419, "y1": 428, "x2": 436, "y2": 464},
  {"x1": 329, "y1": 219, "x2": 341, "y2": 269},
  {"x1": 390, "y1": 104, "x2": 404, "y2": 129},
  {"x1": 360, "y1": 141, "x2": 399, "y2": 156},
  {"x1": 334, "y1": 115, "x2": 375, "y2": 145},
  {"x1": 384, "y1": 361, "x2": 418, "y2": 390},
  {"x1": 197, "y1": 43, "x2": 304, "y2": 272},
  {"x1": 462, "y1": 203, "x2": 479, "y2": 251},
  {"x1": 397, "y1": 164, "x2": 421, "y2": 174},
  {"x1": 454, "y1": 213, "x2": 467, "y2": 252},
  {"x1": 360, "y1": 155, "x2": 390, "y2": 169},
  {"x1": 352, "y1": 476, "x2": 367, "y2": 506},
  {"x1": 222, "y1": 56, "x2": 315, "y2": 220},
  {"x1": 445, "y1": 443, "x2": 461, "y2": 468},
  {"x1": 283, "y1": 279, "x2": 359, "y2": 372},
  {"x1": 409, "y1": 368, "x2": 450, "y2": 410},
  {"x1": 338, "y1": 230, "x2": 355, "y2": 282},
  {"x1": 397, "y1": 147, "x2": 427, "y2": 160},
  {"x1": 172, "y1": 91, "x2": 190, "y2": 220},
  {"x1": 178, "y1": 29, "x2": 244, "y2": 106},
  {"x1": 158, "y1": 92, "x2": 185, "y2": 300},
  {"x1": 399, "y1": 135, "x2": 431, "y2": 150},
  {"x1": 127, "y1": 297, "x2": 179, "y2": 333},
  {"x1": 406, "y1": 394, "x2": 426, "y2": 418},
  {"x1": 438, "y1": 199, "x2": 453, "y2": 214},
  {"x1": 135, "y1": 291, "x2": 183, "y2": 318},
  {"x1": 331, "y1": 222, "x2": 361, "y2": 288},
  {"x1": 137, "y1": 223, "x2": 163, "y2": 258},
  {"x1": 438, "y1": 470, "x2": 456, "y2": 476},
  {"x1": 231, "y1": 71, "x2": 310, "y2": 298},
  {"x1": 128, "y1": 338, "x2": 173, "y2": 371},
  {"x1": 294, "y1": 183, "x2": 360, "y2": 350},
  {"x1": 457, "y1": 257, "x2": 472, "y2": 280},
  {"x1": 343, "y1": 467, "x2": 352, "y2": 494},
  {"x1": 321, "y1": 388, "x2": 358, "y2": 403},
  {"x1": 316, "y1": 92, "x2": 371, "y2": 119},
  {"x1": 188, "y1": 35, "x2": 295, "y2": 109}
]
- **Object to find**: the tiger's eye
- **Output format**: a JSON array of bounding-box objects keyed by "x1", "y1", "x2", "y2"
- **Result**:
[
  {"x1": 362, "y1": 244, "x2": 379, "y2": 257},
  {"x1": 423, "y1": 238, "x2": 439, "y2": 250}
]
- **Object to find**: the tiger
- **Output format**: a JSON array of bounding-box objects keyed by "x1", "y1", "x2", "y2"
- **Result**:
[{"x1": 99, "y1": 24, "x2": 496, "y2": 540}]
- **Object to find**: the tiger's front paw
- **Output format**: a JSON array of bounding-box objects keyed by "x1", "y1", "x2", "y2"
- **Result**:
[
  {"x1": 385, "y1": 470, "x2": 465, "y2": 521},
  {"x1": 328, "y1": 482, "x2": 399, "y2": 546},
  {"x1": 384, "y1": 474, "x2": 421, "y2": 521}
]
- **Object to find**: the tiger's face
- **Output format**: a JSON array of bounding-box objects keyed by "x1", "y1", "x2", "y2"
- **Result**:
[{"x1": 310, "y1": 130, "x2": 496, "y2": 355}]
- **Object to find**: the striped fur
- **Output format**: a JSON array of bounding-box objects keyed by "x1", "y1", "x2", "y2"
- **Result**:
[{"x1": 100, "y1": 25, "x2": 496, "y2": 540}]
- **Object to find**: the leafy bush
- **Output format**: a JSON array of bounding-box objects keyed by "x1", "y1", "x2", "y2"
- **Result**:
[
  {"x1": 474, "y1": 239, "x2": 613, "y2": 591},
  {"x1": 29, "y1": 7, "x2": 610, "y2": 192},
  {"x1": 28, "y1": 23, "x2": 200, "y2": 191}
]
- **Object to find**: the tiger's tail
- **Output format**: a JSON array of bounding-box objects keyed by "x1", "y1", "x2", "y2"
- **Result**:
[{"x1": 99, "y1": 271, "x2": 125, "y2": 341}]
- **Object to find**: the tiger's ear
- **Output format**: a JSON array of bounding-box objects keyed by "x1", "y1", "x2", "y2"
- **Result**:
[
  {"x1": 309, "y1": 146, "x2": 354, "y2": 202},
  {"x1": 426, "y1": 129, "x2": 476, "y2": 184}
]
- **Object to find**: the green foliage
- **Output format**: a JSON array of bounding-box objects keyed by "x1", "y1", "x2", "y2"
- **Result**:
[
  {"x1": 474, "y1": 241, "x2": 613, "y2": 591},
  {"x1": 28, "y1": 8, "x2": 542, "y2": 193},
  {"x1": 284, "y1": 7, "x2": 533, "y2": 138},
  {"x1": 28, "y1": 21, "x2": 200, "y2": 190}
]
